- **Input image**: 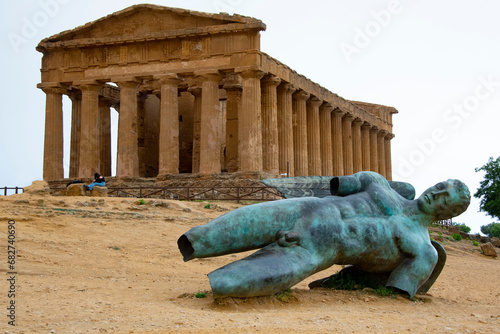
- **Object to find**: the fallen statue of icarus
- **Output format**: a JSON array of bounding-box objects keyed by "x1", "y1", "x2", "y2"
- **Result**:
[{"x1": 177, "y1": 171, "x2": 470, "y2": 299}]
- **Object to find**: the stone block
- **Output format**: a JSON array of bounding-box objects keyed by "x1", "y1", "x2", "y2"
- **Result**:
[
  {"x1": 480, "y1": 242, "x2": 497, "y2": 257},
  {"x1": 66, "y1": 184, "x2": 86, "y2": 196},
  {"x1": 24, "y1": 180, "x2": 51, "y2": 195},
  {"x1": 470, "y1": 234, "x2": 482, "y2": 242},
  {"x1": 491, "y1": 237, "x2": 500, "y2": 248},
  {"x1": 448, "y1": 226, "x2": 460, "y2": 234},
  {"x1": 480, "y1": 236, "x2": 491, "y2": 244},
  {"x1": 459, "y1": 231, "x2": 469, "y2": 240},
  {"x1": 90, "y1": 186, "x2": 108, "y2": 197}
]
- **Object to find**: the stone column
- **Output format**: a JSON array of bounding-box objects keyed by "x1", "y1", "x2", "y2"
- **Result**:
[
  {"x1": 331, "y1": 108, "x2": 344, "y2": 176},
  {"x1": 77, "y1": 81, "x2": 102, "y2": 178},
  {"x1": 261, "y1": 75, "x2": 281, "y2": 175},
  {"x1": 115, "y1": 78, "x2": 140, "y2": 177},
  {"x1": 196, "y1": 71, "x2": 222, "y2": 174},
  {"x1": 378, "y1": 130, "x2": 388, "y2": 178},
  {"x1": 155, "y1": 74, "x2": 182, "y2": 175},
  {"x1": 352, "y1": 118, "x2": 363, "y2": 173},
  {"x1": 361, "y1": 123, "x2": 371, "y2": 172},
  {"x1": 292, "y1": 90, "x2": 310, "y2": 176},
  {"x1": 68, "y1": 90, "x2": 81, "y2": 178},
  {"x1": 277, "y1": 83, "x2": 296, "y2": 176},
  {"x1": 237, "y1": 68, "x2": 266, "y2": 172},
  {"x1": 306, "y1": 97, "x2": 322, "y2": 176},
  {"x1": 369, "y1": 127, "x2": 379, "y2": 173},
  {"x1": 385, "y1": 133, "x2": 394, "y2": 180},
  {"x1": 41, "y1": 86, "x2": 65, "y2": 180},
  {"x1": 98, "y1": 98, "x2": 112, "y2": 177},
  {"x1": 319, "y1": 103, "x2": 333, "y2": 176},
  {"x1": 187, "y1": 87, "x2": 202, "y2": 173},
  {"x1": 342, "y1": 113, "x2": 354, "y2": 175},
  {"x1": 223, "y1": 83, "x2": 242, "y2": 173}
]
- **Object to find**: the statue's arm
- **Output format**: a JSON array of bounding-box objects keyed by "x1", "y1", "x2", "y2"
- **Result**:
[
  {"x1": 388, "y1": 181, "x2": 416, "y2": 200},
  {"x1": 386, "y1": 237, "x2": 438, "y2": 298},
  {"x1": 330, "y1": 171, "x2": 390, "y2": 196}
]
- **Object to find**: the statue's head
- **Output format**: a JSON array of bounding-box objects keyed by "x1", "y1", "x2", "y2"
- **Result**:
[{"x1": 417, "y1": 179, "x2": 471, "y2": 220}]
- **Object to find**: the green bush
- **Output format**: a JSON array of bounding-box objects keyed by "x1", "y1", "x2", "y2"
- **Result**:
[
  {"x1": 373, "y1": 286, "x2": 397, "y2": 297},
  {"x1": 195, "y1": 292, "x2": 206, "y2": 298},
  {"x1": 452, "y1": 233, "x2": 462, "y2": 241},
  {"x1": 204, "y1": 204, "x2": 211, "y2": 209},
  {"x1": 472, "y1": 240, "x2": 479, "y2": 247},
  {"x1": 457, "y1": 223, "x2": 471, "y2": 233},
  {"x1": 480, "y1": 222, "x2": 500, "y2": 238}
]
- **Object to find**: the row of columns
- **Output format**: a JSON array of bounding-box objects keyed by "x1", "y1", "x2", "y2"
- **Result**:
[
  {"x1": 263, "y1": 77, "x2": 394, "y2": 179},
  {"x1": 41, "y1": 70, "x2": 394, "y2": 181}
]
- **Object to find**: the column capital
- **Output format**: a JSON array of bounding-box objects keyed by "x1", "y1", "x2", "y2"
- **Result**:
[
  {"x1": 235, "y1": 67, "x2": 266, "y2": 80},
  {"x1": 194, "y1": 70, "x2": 222, "y2": 82},
  {"x1": 38, "y1": 82, "x2": 68, "y2": 94},
  {"x1": 352, "y1": 117, "x2": 364, "y2": 126},
  {"x1": 73, "y1": 80, "x2": 104, "y2": 95},
  {"x1": 278, "y1": 82, "x2": 297, "y2": 95},
  {"x1": 361, "y1": 122, "x2": 373, "y2": 130},
  {"x1": 111, "y1": 76, "x2": 140, "y2": 88},
  {"x1": 319, "y1": 102, "x2": 334, "y2": 113},
  {"x1": 154, "y1": 73, "x2": 182, "y2": 85},
  {"x1": 378, "y1": 129, "x2": 389, "y2": 137},
  {"x1": 261, "y1": 74, "x2": 281, "y2": 87},
  {"x1": 342, "y1": 113, "x2": 354, "y2": 121},
  {"x1": 370, "y1": 125, "x2": 380, "y2": 133},
  {"x1": 41, "y1": 86, "x2": 67, "y2": 95},
  {"x1": 307, "y1": 96, "x2": 323, "y2": 108},
  {"x1": 293, "y1": 89, "x2": 310, "y2": 101},
  {"x1": 385, "y1": 132, "x2": 395, "y2": 140},
  {"x1": 332, "y1": 107, "x2": 345, "y2": 117}
]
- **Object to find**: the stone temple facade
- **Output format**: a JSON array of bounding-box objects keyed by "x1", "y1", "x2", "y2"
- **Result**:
[{"x1": 37, "y1": 4, "x2": 397, "y2": 181}]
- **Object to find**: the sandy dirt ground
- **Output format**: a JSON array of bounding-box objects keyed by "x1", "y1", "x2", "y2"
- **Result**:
[{"x1": 1, "y1": 185, "x2": 499, "y2": 334}]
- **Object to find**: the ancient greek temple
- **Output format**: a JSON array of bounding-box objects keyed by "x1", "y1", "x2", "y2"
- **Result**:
[{"x1": 37, "y1": 4, "x2": 397, "y2": 181}]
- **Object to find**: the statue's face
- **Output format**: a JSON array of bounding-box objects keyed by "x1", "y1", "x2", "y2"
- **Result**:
[{"x1": 417, "y1": 180, "x2": 470, "y2": 220}]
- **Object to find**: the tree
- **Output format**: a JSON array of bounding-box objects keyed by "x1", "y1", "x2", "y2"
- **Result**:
[
  {"x1": 480, "y1": 222, "x2": 500, "y2": 238},
  {"x1": 451, "y1": 222, "x2": 471, "y2": 233},
  {"x1": 474, "y1": 156, "x2": 500, "y2": 220}
]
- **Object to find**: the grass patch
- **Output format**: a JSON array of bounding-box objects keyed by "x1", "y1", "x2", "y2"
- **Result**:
[
  {"x1": 195, "y1": 292, "x2": 206, "y2": 298},
  {"x1": 276, "y1": 289, "x2": 294, "y2": 302},
  {"x1": 373, "y1": 286, "x2": 397, "y2": 297}
]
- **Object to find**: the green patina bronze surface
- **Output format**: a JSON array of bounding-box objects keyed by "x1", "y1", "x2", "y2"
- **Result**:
[{"x1": 178, "y1": 171, "x2": 470, "y2": 299}]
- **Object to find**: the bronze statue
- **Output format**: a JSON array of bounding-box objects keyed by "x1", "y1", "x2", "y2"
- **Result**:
[{"x1": 178, "y1": 172, "x2": 470, "y2": 298}]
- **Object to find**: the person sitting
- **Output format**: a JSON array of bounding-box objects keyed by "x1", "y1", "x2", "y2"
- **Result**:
[{"x1": 85, "y1": 173, "x2": 105, "y2": 191}]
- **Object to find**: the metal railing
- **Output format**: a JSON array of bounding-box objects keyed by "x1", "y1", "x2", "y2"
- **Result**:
[
  {"x1": 432, "y1": 219, "x2": 453, "y2": 227},
  {"x1": 1, "y1": 187, "x2": 23, "y2": 196},
  {"x1": 50, "y1": 185, "x2": 284, "y2": 203}
]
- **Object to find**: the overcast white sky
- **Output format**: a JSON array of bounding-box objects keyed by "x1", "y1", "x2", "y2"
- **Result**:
[{"x1": 1, "y1": 0, "x2": 499, "y2": 233}]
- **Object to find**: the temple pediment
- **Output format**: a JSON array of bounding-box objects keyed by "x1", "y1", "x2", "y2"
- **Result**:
[{"x1": 37, "y1": 4, "x2": 265, "y2": 51}]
